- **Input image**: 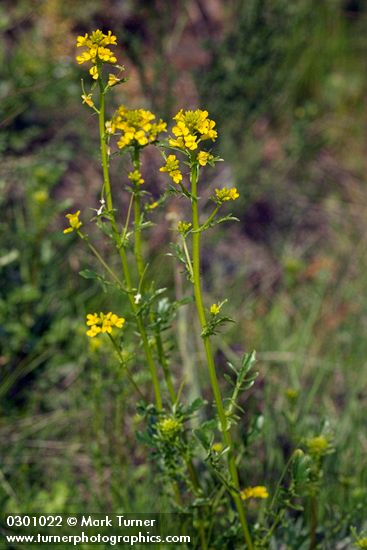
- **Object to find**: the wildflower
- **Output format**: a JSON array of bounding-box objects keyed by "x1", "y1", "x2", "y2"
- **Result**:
[
  {"x1": 81, "y1": 93, "x2": 94, "y2": 108},
  {"x1": 89, "y1": 65, "x2": 99, "y2": 80},
  {"x1": 158, "y1": 417, "x2": 182, "y2": 439},
  {"x1": 177, "y1": 221, "x2": 192, "y2": 234},
  {"x1": 75, "y1": 30, "x2": 118, "y2": 81},
  {"x1": 63, "y1": 211, "x2": 82, "y2": 234},
  {"x1": 168, "y1": 109, "x2": 217, "y2": 152},
  {"x1": 109, "y1": 106, "x2": 166, "y2": 150},
  {"x1": 212, "y1": 442, "x2": 223, "y2": 453},
  {"x1": 306, "y1": 436, "x2": 330, "y2": 457},
  {"x1": 210, "y1": 303, "x2": 221, "y2": 316},
  {"x1": 128, "y1": 170, "x2": 144, "y2": 186},
  {"x1": 215, "y1": 187, "x2": 239, "y2": 203},
  {"x1": 147, "y1": 201, "x2": 159, "y2": 210},
  {"x1": 160, "y1": 155, "x2": 183, "y2": 184},
  {"x1": 108, "y1": 73, "x2": 121, "y2": 87},
  {"x1": 86, "y1": 313, "x2": 100, "y2": 326},
  {"x1": 197, "y1": 151, "x2": 213, "y2": 166},
  {"x1": 86, "y1": 324, "x2": 102, "y2": 338},
  {"x1": 134, "y1": 293, "x2": 142, "y2": 304},
  {"x1": 85, "y1": 312, "x2": 125, "y2": 338},
  {"x1": 240, "y1": 486, "x2": 269, "y2": 501}
]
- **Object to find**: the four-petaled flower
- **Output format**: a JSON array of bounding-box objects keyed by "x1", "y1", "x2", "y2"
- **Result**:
[{"x1": 63, "y1": 211, "x2": 82, "y2": 234}]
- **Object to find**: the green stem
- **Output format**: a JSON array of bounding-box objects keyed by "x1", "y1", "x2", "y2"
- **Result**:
[
  {"x1": 133, "y1": 148, "x2": 144, "y2": 277},
  {"x1": 131, "y1": 148, "x2": 177, "y2": 404},
  {"x1": 309, "y1": 494, "x2": 318, "y2": 550},
  {"x1": 190, "y1": 164, "x2": 254, "y2": 550},
  {"x1": 108, "y1": 334, "x2": 145, "y2": 401},
  {"x1": 98, "y1": 80, "x2": 162, "y2": 411},
  {"x1": 155, "y1": 332, "x2": 176, "y2": 403},
  {"x1": 79, "y1": 233, "x2": 125, "y2": 291}
]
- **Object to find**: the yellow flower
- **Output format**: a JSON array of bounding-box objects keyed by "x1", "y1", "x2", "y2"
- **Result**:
[
  {"x1": 183, "y1": 134, "x2": 198, "y2": 150},
  {"x1": 356, "y1": 537, "x2": 367, "y2": 548},
  {"x1": 109, "y1": 106, "x2": 166, "y2": 150},
  {"x1": 81, "y1": 93, "x2": 94, "y2": 108},
  {"x1": 147, "y1": 201, "x2": 159, "y2": 210},
  {"x1": 110, "y1": 313, "x2": 125, "y2": 328},
  {"x1": 158, "y1": 417, "x2": 181, "y2": 439},
  {"x1": 197, "y1": 151, "x2": 213, "y2": 166},
  {"x1": 240, "y1": 486, "x2": 269, "y2": 501},
  {"x1": 215, "y1": 187, "x2": 240, "y2": 203},
  {"x1": 86, "y1": 324, "x2": 102, "y2": 338},
  {"x1": 169, "y1": 109, "x2": 217, "y2": 153},
  {"x1": 75, "y1": 30, "x2": 118, "y2": 79},
  {"x1": 128, "y1": 170, "x2": 144, "y2": 186},
  {"x1": 108, "y1": 73, "x2": 121, "y2": 87},
  {"x1": 177, "y1": 221, "x2": 192, "y2": 234},
  {"x1": 63, "y1": 210, "x2": 82, "y2": 234},
  {"x1": 86, "y1": 313, "x2": 100, "y2": 326},
  {"x1": 212, "y1": 442, "x2": 223, "y2": 453},
  {"x1": 85, "y1": 312, "x2": 125, "y2": 338},
  {"x1": 160, "y1": 155, "x2": 183, "y2": 184},
  {"x1": 306, "y1": 436, "x2": 330, "y2": 457},
  {"x1": 210, "y1": 303, "x2": 221, "y2": 315}
]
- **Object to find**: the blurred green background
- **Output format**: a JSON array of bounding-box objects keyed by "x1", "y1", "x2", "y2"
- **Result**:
[{"x1": 1, "y1": 0, "x2": 367, "y2": 546}]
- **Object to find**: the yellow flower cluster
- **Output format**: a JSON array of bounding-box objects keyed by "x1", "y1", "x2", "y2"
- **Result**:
[
  {"x1": 210, "y1": 303, "x2": 221, "y2": 315},
  {"x1": 306, "y1": 436, "x2": 329, "y2": 457},
  {"x1": 107, "y1": 106, "x2": 167, "y2": 149},
  {"x1": 169, "y1": 109, "x2": 217, "y2": 151},
  {"x1": 356, "y1": 537, "x2": 367, "y2": 549},
  {"x1": 240, "y1": 486, "x2": 269, "y2": 501},
  {"x1": 76, "y1": 30, "x2": 118, "y2": 80},
  {"x1": 128, "y1": 170, "x2": 144, "y2": 186},
  {"x1": 63, "y1": 211, "x2": 82, "y2": 234},
  {"x1": 160, "y1": 154, "x2": 183, "y2": 184},
  {"x1": 215, "y1": 187, "x2": 240, "y2": 203},
  {"x1": 157, "y1": 417, "x2": 182, "y2": 439},
  {"x1": 197, "y1": 151, "x2": 214, "y2": 166},
  {"x1": 177, "y1": 221, "x2": 192, "y2": 234},
  {"x1": 86, "y1": 312, "x2": 125, "y2": 338}
]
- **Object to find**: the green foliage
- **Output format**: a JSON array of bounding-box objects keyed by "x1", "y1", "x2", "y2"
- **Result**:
[{"x1": 1, "y1": 4, "x2": 367, "y2": 549}]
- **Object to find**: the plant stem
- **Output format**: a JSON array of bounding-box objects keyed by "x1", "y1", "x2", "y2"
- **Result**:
[
  {"x1": 309, "y1": 494, "x2": 318, "y2": 550},
  {"x1": 130, "y1": 148, "x2": 177, "y2": 403},
  {"x1": 98, "y1": 81, "x2": 162, "y2": 411},
  {"x1": 108, "y1": 334, "x2": 145, "y2": 400},
  {"x1": 132, "y1": 148, "x2": 144, "y2": 277},
  {"x1": 190, "y1": 164, "x2": 254, "y2": 550}
]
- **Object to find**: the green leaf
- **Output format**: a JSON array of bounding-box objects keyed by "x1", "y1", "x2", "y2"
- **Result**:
[{"x1": 79, "y1": 269, "x2": 100, "y2": 280}]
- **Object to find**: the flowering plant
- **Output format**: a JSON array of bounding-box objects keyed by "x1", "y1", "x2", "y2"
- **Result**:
[{"x1": 62, "y1": 29, "x2": 335, "y2": 549}]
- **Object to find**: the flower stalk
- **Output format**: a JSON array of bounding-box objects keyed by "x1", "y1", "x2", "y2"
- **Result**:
[
  {"x1": 98, "y1": 78, "x2": 162, "y2": 411},
  {"x1": 190, "y1": 163, "x2": 254, "y2": 549}
]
